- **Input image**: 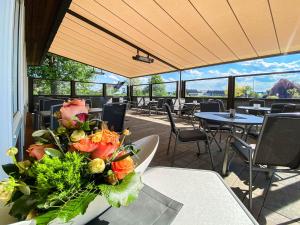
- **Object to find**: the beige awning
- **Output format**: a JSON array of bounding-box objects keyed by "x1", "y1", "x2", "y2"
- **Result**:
[{"x1": 49, "y1": 0, "x2": 300, "y2": 78}]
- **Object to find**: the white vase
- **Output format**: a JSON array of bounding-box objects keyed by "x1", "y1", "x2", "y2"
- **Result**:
[{"x1": 1, "y1": 135, "x2": 159, "y2": 225}]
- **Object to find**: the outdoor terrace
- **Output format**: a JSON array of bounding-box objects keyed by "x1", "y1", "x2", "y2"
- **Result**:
[{"x1": 124, "y1": 110, "x2": 300, "y2": 225}]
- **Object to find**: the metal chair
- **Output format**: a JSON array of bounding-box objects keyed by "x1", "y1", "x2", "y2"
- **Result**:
[
  {"x1": 223, "y1": 113, "x2": 300, "y2": 209},
  {"x1": 165, "y1": 103, "x2": 214, "y2": 169},
  {"x1": 50, "y1": 104, "x2": 62, "y2": 130},
  {"x1": 102, "y1": 103, "x2": 127, "y2": 133},
  {"x1": 199, "y1": 102, "x2": 231, "y2": 151}
]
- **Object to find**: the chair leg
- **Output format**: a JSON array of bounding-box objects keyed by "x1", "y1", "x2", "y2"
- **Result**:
[
  {"x1": 249, "y1": 150, "x2": 253, "y2": 210},
  {"x1": 167, "y1": 132, "x2": 172, "y2": 155},
  {"x1": 206, "y1": 141, "x2": 215, "y2": 170},
  {"x1": 171, "y1": 137, "x2": 178, "y2": 166},
  {"x1": 196, "y1": 141, "x2": 201, "y2": 157}
]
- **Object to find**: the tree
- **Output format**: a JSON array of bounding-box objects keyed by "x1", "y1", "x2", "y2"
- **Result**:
[
  {"x1": 149, "y1": 75, "x2": 167, "y2": 97},
  {"x1": 28, "y1": 53, "x2": 94, "y2": 95},
  {"x1": 235, "y1": 85, "x2": 256, "y2": 98},
  {"x1": 270, "y1": 79, "x2": 300, "y2": 98}
]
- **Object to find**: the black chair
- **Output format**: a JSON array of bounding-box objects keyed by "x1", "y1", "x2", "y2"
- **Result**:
[
  {"x1": 102, "y1": 103, "x2": 126, "y2": 133},
  {"x1": 270, "y1": 103, "x2": 296, "y2": 113},
  {"x1": 85, "y1": 99, "x2": 92, "y2": 107},
  {"x1": 199, "y1": 102, "x2": 231, "y2": 151},
  {"x1": 165, "y1": 103, "x2": 214, "y2": 169},
  {"x1": 151, "y1": 98, "x2": 165, "y2": 114},
  {"x1": 50, "y1": 104, "x2": 62, "y2": 130},
  {"x1": 39, "y1": 99, "x2": 64, "y2": 127},
  {"x1": 282, "y1": 103, "x2": 296, "y2": 112},
  {"x1": 223, "y1": 113, "x2": 300, "y2": 209}
]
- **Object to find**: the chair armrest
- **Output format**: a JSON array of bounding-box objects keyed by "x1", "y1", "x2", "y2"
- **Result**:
[{"x1": 230, "y1": 135, "x2": 253, "y2": 149}]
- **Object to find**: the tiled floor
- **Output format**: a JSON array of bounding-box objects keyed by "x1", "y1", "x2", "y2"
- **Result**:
[{"x1": 124, "y1": 110, "x2": 300, "y2": 225}]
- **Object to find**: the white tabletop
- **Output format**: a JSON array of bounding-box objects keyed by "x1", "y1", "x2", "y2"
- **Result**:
[
  {"x1": 238, "y1": 106, "x2": 271, "y2": 111},
  {"x1": 143, "y1": 167, "x2": 258, "y2": 225}
]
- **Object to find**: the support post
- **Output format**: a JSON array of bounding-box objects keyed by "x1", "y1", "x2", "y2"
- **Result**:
[
  {"x1": 70, "y1": 80, "x2": 76, "y2": 98},
  {"x1": 227, "y1": 76, "x2": 235, "y2": 110},
  {"x1": 28, "y1": 77, "x2": 34, "y2": 112}
]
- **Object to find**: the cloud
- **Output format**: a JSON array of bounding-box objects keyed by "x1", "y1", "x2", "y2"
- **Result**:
[
  {"x1": 163, "y1": 77, "x2": 177, "y2": 82},
  {"x1": 108, "y1": 74, "x2": 120, "y2": 81},
  {"x1": 239, "y1": 58, "x2": 300, "y2": 71}
]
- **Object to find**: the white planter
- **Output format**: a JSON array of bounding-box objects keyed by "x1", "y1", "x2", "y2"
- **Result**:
[{"x1": 1, "y1": 135, "x2": 159, "y2": 225}]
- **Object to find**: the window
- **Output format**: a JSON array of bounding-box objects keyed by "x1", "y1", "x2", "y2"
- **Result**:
[
  {"x1": 33, "y1": 79, "x2": 71, "y2": 95},
  {"x1": 75, "y1": 82, "x2": 103, "y2": 96},
  {"x1": 152, "y1": 82, "x2": 177, "y2": 97},
  {"x1": 185, "y1": 78, "x2": 228, "y2": 98},
  {"x1": 132, "y1": 85, "x2": 149, "y2": 96},
  {"x1": 106, "y1": 84, "x2": 127, "y2": 96},
  {"x1": 235, "y1": 73, "x2": 300, "y2": 99}
]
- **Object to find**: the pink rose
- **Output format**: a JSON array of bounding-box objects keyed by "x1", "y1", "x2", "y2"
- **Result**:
[{"x1": 60, "y1": 99, "x2": 88, "y2": 128}]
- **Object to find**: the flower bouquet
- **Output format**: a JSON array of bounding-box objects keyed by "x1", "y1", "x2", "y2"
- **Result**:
[{"x1": 0, "y1": 99, "x2": 144, "y2": 225}]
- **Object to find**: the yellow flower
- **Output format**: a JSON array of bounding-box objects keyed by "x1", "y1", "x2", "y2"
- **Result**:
[
  {"x1": 18, "y1": 160, "x2": 31, "y2": 174},
  {"x1": 6, "y1": 147, "x2": 18, "y2": 157},
  {"x1": 123, "y1": 129, "x2": 131, "y2": 136},
  {"x1": 0, "y1": 178, "x2": 16, "y2": 205},
  {"x1": 91, "y1": 131, "x2": 103, "y2": 143},
  {"x1": 70, "y1": 130, "x2": 86, "y2": 142},
  {"x1": 88, "y1": 158, "x2": 105, "y2": 174}
]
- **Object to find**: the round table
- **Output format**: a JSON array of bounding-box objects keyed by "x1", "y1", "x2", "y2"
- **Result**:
[
  {"x1": 194, "y1": 112, "x2": 264, "y2": 125},
  {"x1": 237, "y1": 106, "x2": 271, "y2": 113}
]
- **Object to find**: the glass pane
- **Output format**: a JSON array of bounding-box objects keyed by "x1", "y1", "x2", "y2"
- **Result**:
[
  {"x1": 33, "y1": 79, "x2": 71, "y2": 95},
  {"x1": 185, "y1": 78, "x2": 228, "y2": 97},
  {"x1": 132, "y1": 85, "x2": 149, "y2": 96},
  {"x1": 106, "y1": 84, "x2": 127, "y2": 96},
  {"x1": 12, "y1": 2, "x2": 20, "y2": 114},
  {"x1": 75, "y1": 82, "x2": 103, "y2": 96},
  {"x1": 235, "y1": 73, "x2": 300, "y2": 99},
  {"x1": 152, "y1": 82, "x2": 177, "y2": 97}
]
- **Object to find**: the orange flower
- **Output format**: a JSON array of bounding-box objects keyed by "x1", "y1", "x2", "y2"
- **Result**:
[
  {"x1": 60, "y1": 99, "x2": 88, "y2": 128},
  {"x1": 90, "y1": 129, "x2": 120, "y2": 160},
  {"x1": 26, "y1": 144, "x2": 54, "y2": 160},
  {"x1": 111, "y1": 152, "x2": 134, "y2": 180},
  {"x1": 72, "y1": 138, "x2": 98, "y2": 152},
  {"x1": 91, "y1": 142, "x2": 119, "y2": 160}
]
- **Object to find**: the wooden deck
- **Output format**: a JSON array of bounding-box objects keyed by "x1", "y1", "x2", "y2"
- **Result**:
[{"x1": 124, "y1": 110, "x2": 300, "y2": 225}]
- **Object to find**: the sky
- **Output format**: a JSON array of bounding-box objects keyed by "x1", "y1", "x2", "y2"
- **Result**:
[{"x1": 91, "y1": 53, "x2": 300, "y2": 92}]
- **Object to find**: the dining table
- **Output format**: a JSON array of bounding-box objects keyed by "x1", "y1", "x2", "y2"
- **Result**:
[{"x1": 143, "y1": 167, "x2": 258, "y2": 225}]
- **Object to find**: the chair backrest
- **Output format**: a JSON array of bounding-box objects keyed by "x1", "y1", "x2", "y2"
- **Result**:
[
  {"x1": 43, "y1": 99, "x2": 64, "y2": 111},
  {"x1": 249, "y1": 99, "x2": 265, "y2": 107},
  {"x1": 270, "y1": 103, "x2": 286, "y2": 113},
  {"x1": 112, "y1": 98, "x2": 119, "y2": 103},
  {"x1": 254, "y1": 113, "x2": 300, "y2": 169},
  {"x1": 208, "y1": 99, "x2": 225, "y2": 112},
  {"x1": 200, "y1": 102, "x2": 220, "y2": 112},
  {"x1": 85, "y1": 99, "x2": 92, "y2": 107},
  {"x1": 157, "y1": 98, "x2": 165, "y2": 108},
  {"x1": 102, "y1": 103, "x2": 127, "y2": 132},
  {"x1": 50, "y1": 104, "x2": 62, "y2": 130},
  {"x1": 164, "y1": 103, "x2": 177, "y2": 134},
  {"x1": 282, "y1": 103, "x2": 296, "y2": 113}
]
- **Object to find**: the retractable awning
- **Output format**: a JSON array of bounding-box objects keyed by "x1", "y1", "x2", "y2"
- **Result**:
[{"x1": 48, "y1": 0, "x2": 300, "y2": 78}]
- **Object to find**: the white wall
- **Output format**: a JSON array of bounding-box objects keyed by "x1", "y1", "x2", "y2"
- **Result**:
[{"x1": 0, "y1": 0, "x2": 27, "y2": 179}]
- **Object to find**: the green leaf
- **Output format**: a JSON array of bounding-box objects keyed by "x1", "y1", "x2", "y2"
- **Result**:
[
  {"x1": 18, "y1": 182, "x2": 31, "y2": 195},
  {"x1": 45, "y1": 148, "x2": 63, "y2": 158},
  {"x1": 35, "y1": 190, "x2": 97, "y2": 225},
  {"x1": 81, "y1": 121, "x2": 90, "y2": 131},
  {"x1": 32, "y1": 130, "x2": 49, "y2": 138},
  {"x1": 98, "y1": 172, "x2": 143, "y2": 207},
  {"x1": 9, "y1": 195, "x2": 37, "y2": 220},
  {"x1": 2, "y1": 164, "x2": 19, "y2": 176}
]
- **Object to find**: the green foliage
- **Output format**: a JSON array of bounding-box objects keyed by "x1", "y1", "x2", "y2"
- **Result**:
[
  {"x1": 235, "y1": 85, "x2": 257, "y2": 98},
  {"x1": 10, "y1": 195, "x2": 37, "y2": 220},
  {"x1": 287, "y1": 88, "x2": 300, "y2": 98},
  {"x1": 28, "y1": 53, "x2": 94, "y2": 95},
  {"x1": 35, "y1": 189, "x2": 97, "y2": 225},
  {"x1": 150, "y1": 75, "x2": 168, "y2": 97},
  {"x1": 30, "y1": 152, "x2": 86, "y2": 192},
  {"x1": 98, "y1": 172, "x2": 143, "y2": 207}
]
